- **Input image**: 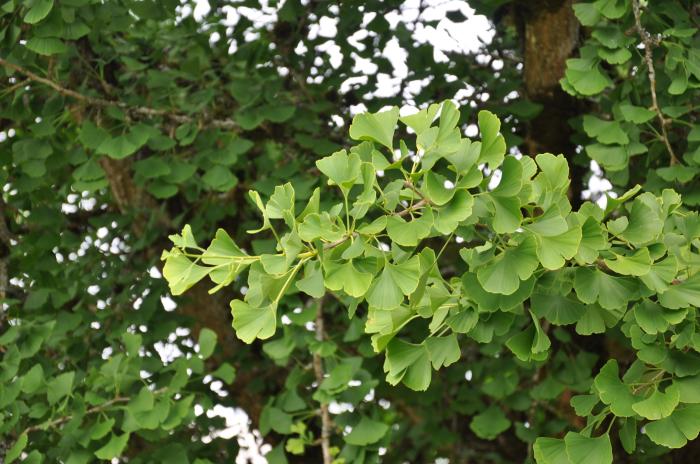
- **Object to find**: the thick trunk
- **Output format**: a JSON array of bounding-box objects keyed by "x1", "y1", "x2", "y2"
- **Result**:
[{"x1": 518, "y1": 0, "x2": 586, "y2": 207}]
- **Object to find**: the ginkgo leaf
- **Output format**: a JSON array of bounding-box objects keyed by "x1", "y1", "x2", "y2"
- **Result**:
[
  {"x1": 230, "y1": 300, "x2": 277, "y2": 344},
  {"x1": 632, "y1": 384, "x2": 679, "y2": 420},
  {"x1": 470, "y1": 406, "x2": 511, "y2": 440},
  {"x1": 564, "y1": 432, "x2": 612, "y2": 464},
  {"x1": 323, "y1": 260, "x2": 373, "y2": 298},
  {"x1": 489, "y1": 195, "x2": 522, "y2": 233},
  {"x1": 490, "y1": 156, "x2": 523, "y2": 197},
  {"x1": 534, "y1": 225, "x2": 582, "y2": 270},
  {"x1": 645, "y1": 405, "x2": 700, "y2": 449},
  {"x1": 386, "y1": 208, "x2": 434, "y2": 247},
  {"x1": 423, "y1": 171, "x2": 456, "y2": 205},
  {"x1": 594, "y1": 360, "x2": 636, "y2": 417},
  {"x1": 574, "y1": 268, "x2": 638, "y2": 310},
  {"x1": 604, "y1": 248, "x2": 652, "y2": 276},
  {"x1": 366, "y1": 257, "x2": 420, "y2": 309},
  {"x1": 295, "y1": 261, "x2": 325, "y2": 298},
  {"x1": 658, "y1": 273, "x2": 700, "y2": 309},
  {"x1": 315, "y1": 149, "x2": 362, "y2": 190},
  {"x1": 425, "y1": 334, "x2": 461, "y2": 369},
  {"x1": 384, "y1": 339, "x2": 431, "y2": 391},
  {"x1": 349, "y1": 107, "x2": 400, "y2": 150},
  {"x1": 344, "y1": 417, "x2": 389, "y2": 446},
  {"x1": 434, "y1": 190, "x2": 474, "y2": 234},
  {"x1": 162, "y1": 253, "x2": 211, "y2": 296},
  {"x1": 477, "y1": 236, "x2": 538, "y2": 295},
  {"x1": 478, "y1": 110, "x2": 506, "y2": 169}
]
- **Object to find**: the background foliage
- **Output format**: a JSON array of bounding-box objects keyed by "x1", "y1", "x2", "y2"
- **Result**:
[{"x1": 1, "y1": 0, "x2": 699, "y2": 463}]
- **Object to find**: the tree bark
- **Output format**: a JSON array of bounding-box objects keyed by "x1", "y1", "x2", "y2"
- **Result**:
[{"x1": 518, "y1": 0, "x2": 586, "y2": 207}]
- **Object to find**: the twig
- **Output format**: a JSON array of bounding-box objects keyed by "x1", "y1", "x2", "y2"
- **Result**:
[
  {"x1": 0, "y1": 58, "x2": 239, "y2": 131},
  {"x1": 312, "y1": 297, "x2": 332, "y2": 464},
  {"x1": 395, "y1": 198, "x2": 429, "y2": 217},
  {"x1": 22, "y1": 387, "x2": 169, "y2": 435},
  {"x1": 631, "y1": 0, "x2": 679, "y2": 165},
  {"x1": 0, "y1": 196, "x2": 13, "y2": 304}
]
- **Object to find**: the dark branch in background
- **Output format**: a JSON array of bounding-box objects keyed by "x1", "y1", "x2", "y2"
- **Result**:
[
  {"x1": 0, "y1": 58, "x2": 239, "y2": 131},
  {"x1": 631, "y1": 0, "x2": 679, "y2": 166},
  {"x1": 312, "y1": 297, "x2": 332, "y2": 464},
  {"x1": 0, "y1": 196, "x2": 14, "y2": 304}
]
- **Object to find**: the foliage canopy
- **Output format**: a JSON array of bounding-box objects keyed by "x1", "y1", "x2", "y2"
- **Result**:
[{"x1": 1, "y1": 0, "x2": 700, "y2": 463}]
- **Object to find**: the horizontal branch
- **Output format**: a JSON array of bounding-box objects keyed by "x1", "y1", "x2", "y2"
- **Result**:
[{"x1": 0, "y1": 58, "x2": 239, "y2": 131}]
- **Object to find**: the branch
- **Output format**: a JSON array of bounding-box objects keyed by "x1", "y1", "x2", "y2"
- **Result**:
[
  {"x1": 395, "y1": 198, "x2": 429, "y2": 217},
  {"x1": 631, "y1": 0, "x2": 679, "y2": 165},
  {"x1": 312, "y1": 297, "x2": 332, "y2": 464},
  {"x1": 0, "y1": 58, "x2": 239, "y2": 131},
  {"x1": 0, "y1": 196, "x2": 14, "y2": 303}
]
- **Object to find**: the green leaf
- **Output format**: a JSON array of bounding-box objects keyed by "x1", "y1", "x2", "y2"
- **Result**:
[
  {"x1": 386, "y1": 208, "x2": 434, "y2": 247},
  {"x1": 24, "y1": 0, "x2": 53, "y2": 24},
  {"x1": 47, "y1": 371, "x2": 75, "y2": 404},
  {"x1": 315, "y1": 149, "x2": 361, "y2": 191},
  {"x1": 604, "y1": 248, "x2": 651, "y2": 276},
  {"x1": 6, "y1": 433, "x2": 27, "y2": 464},
  {"x1": 230, "y1": 300, "x2": 276, "y2": 344},
  {"x1": 266, "y1": 183, "x2": 296, "y2": 227},
  {"x1": 198, "y1": 328, "x2": 217, "y2": 359},
  {"x1": 619, "y1": 103, "x2": 655, "y2": 124},
  {"x1": 422, "y1": 171, "x2": 455, "y2": 205},
  {"x1": 645, "y1": 405, "x2": 700, "y2": 449},
  {"x1": 212, "y1": 363, "x2": 236, "y2": 384},
  {"x1": 594, "y1": 360, "x2": 636, "y2": 417},
  {"x1": 25, "y1": 37, "x2": 67, "y2": 55},
  {"x1": 349, "y1": 107, "x2": 399, "y2": 151},
  {"x1": 384, "y1": 339, "x2": 432, "y2": 391},
  {"x1": 478, "y1": 110, "x2": 506, "y2": 169},
  {"x1": 90, "y1": 418, "x2": 115, "y2": 440},
  {"x1": 534, "y1": 225, "x2": 582, "y2": 270},
  {"x1": 574, "y1": 268, "x2": 638, "y2": 310},
  {"x1": 571, "y1": 394, "x2": 599, "y2": 417},
  {"x1": 658, "y1": 273, "x2": 700, "y2": 309},
  {"x1": 95, "y1": 433, "x2": 130, "y2": 460},
  {"x1": 434, "y1": 189, "x2": 474, "y2": 234},
  {"x1": 400, "y1": 103, "x2": 440, "y2": 135},
  {"x1": 534, "y1": 437, "x2": 570, "y2": 464},
  {"x1": 619, "y1": 418, "x2": 637, "y2": 454},
  {"x1": 425, "y1": 334, "x2": 460, "y2": 369},
  {"x1": 344, "y1": 417, "x2": 389, "y2": 446},
  {"x1": 489, "y1": 195, "x2": 522, "y2": 234},
  {"x1": 202, "y1": 165, "x2": 237, "y2": 192},
  {"x1": 323, "y1": 260, "x2": 373, "y2": 298},
  {"x1": 619, "y1": 194, "x2": 663, "y2": 246},
  {"x1": 564, "y1": 432, "x2": 612, "y2": 464},
  {"x1": 97, "y1": 133, "x2": 143, "y2": 159},
  {"x1": 530, "y1": 292, "x2": 585, "y2": 325},
  {"x1": 575, "y1": 216, "x2": 607, "y2": 263},
  {"x1": 477, "y1": 236, "x2": 538, "y2": 295},
  {"x1": 631, "y1": 385, "x2": 679, "y2": 420},
  {"x1": 506, "y1": 311, "x2": 551, "y2": 361},
  {"x1": 676, "y1": 376, "x2": 700, "y2": 403},
  {"x1": 491, "y1": 156, "x2": 523, "y2": 197},
  {"x1": 162, "y1": 253, "x2": 211, "y2": 296},
  {"x1": 573, "y1": 2, "x2": 600, "y2": 26},
  {"x1": 634, "y1": 299, "x2": 669, "y2": 334},
  {"x1": 582, "y1": 115, "x2": 629, "y2": 145},
  {"x1": 470, "y1": 406, "x2": 511, "y2": 440},
  {"x1": 295, "y1": 261, "x2": 325, "y2": 298},
  {"x1": 366, "y1": 257, "x2": 420, "y2": 309},
  {"x1": 562, "y1": 58, "x2": 611, "y2": 96},
  {"x1": 21, "y1": 364, "x2": 44, "y2": 394},
  {"x1": 298, "y1": 213, "x2": 345, "y2": 243}
]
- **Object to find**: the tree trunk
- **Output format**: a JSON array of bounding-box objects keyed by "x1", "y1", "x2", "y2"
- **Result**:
[{"x1": 518, "y1": 0, "x2": 586, "y2": 207}]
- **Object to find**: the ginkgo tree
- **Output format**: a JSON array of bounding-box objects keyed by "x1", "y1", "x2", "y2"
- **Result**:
[{"x1": 164, "y1": 101, "x2": 700, "y2": 464}]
